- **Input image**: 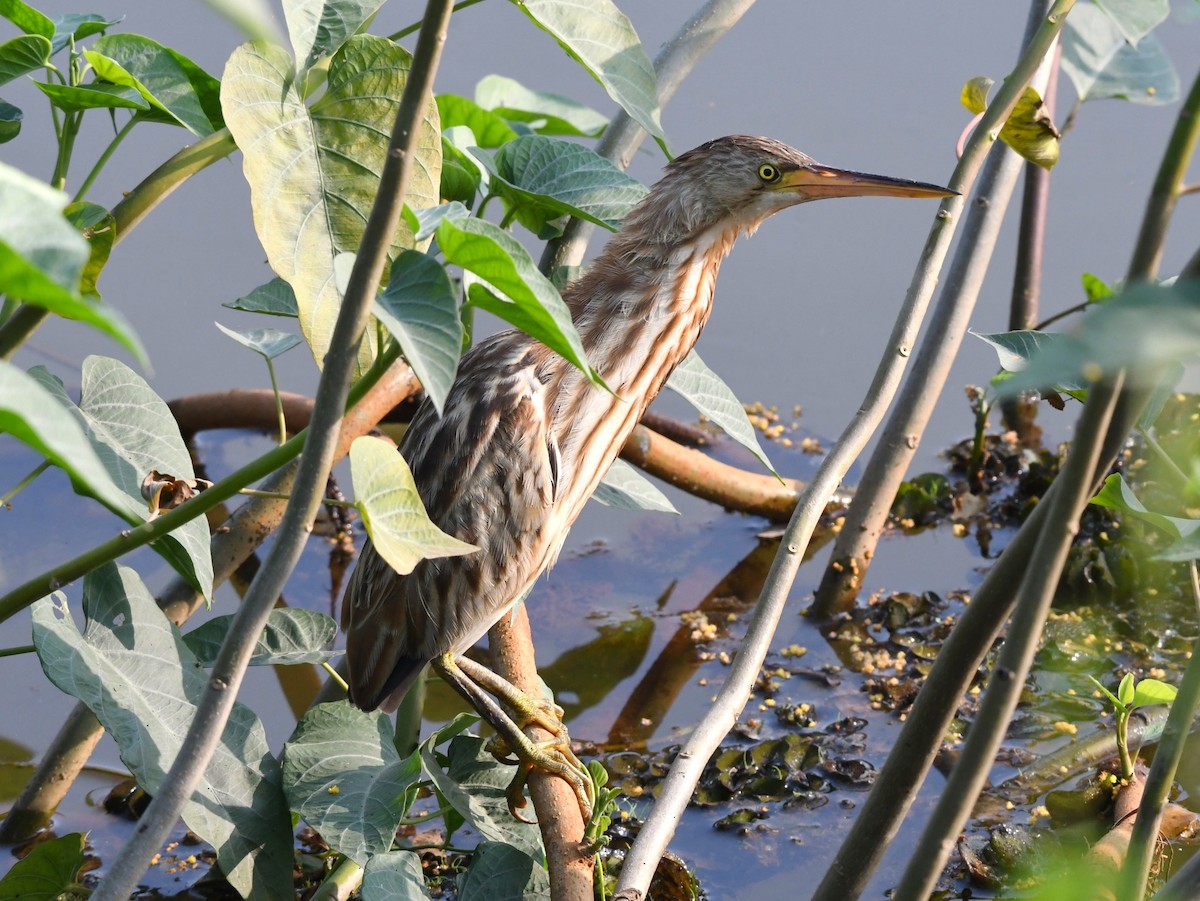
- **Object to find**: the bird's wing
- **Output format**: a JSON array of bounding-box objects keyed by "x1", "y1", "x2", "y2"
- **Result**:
[{"x1": 342, "y1": 333, "x2": 562, "y2": 712}]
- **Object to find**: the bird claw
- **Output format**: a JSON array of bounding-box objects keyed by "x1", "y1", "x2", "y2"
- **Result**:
[{"x1": 492, "y1": 737, "x2": 594, "y2": 823}]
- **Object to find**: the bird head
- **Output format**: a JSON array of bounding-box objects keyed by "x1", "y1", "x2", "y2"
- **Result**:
[{"x1": 635, "y1": 135, "x2": 953, "y2": 243}]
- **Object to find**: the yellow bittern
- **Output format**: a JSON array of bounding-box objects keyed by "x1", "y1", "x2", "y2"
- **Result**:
[{"x1": 342, "y1": 135, "x2": 951, "y2": 814}]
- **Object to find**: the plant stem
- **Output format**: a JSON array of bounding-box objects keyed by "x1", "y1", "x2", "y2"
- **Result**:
[
  {"x1": 811, "y1": 0, "x2": 1062, "y2": 616},
  {"x1": 1117, "y1": 560, "x2": 1200, "y2": 899},
  {"x1": 892, "y1": 370, "x2": 1123, "y2": 901},
  {"x1": 388, "y1": 0, "x2": 486, "y2": 40},
  {"x1": 311, "y1": 856, "x2": 363, "y2": 901},
  {"x1": 86, "y1": 2, "x2": 455, "y2": 894},
  {"x1": 1126, "y1": 66, "x2": 1200, "y2": 280},
  {"x1": 74, "y1": 115, "x2": 138, "y2": 202},
  {"x1": 0, "y1": 345, "x2": 399, "y2": 625},
  {"x1": 321, "y1": 661, "x2": 348, "y2": 691},
  {"x1": 1, "y1": 460, "x2": 50, "y2": 506},
  {"x1": 1116, "y1": 708, "x2": 1133, "y2": 781},
  {"x1": 51, "y1": 111, "x2": 80, "y2": 190},
  {"x1": 0, "y1": 128, "x2": 237, "y2": 358},
  {"x1": 0, "y1": 644, "x2": 35, "y2": 658},
  {"x1": 265, "y1": 357, "x2": 287, "y2": 445}
]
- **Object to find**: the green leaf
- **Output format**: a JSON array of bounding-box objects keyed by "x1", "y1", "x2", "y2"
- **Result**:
[
  {"x1": 63, "y1": 201, "x2": 114, "y2": 297},
  {"x1": 1094, "y1": 0, "x2": 1169, "y2": 46},
  {"x1": 350, "y1": 435, "x2": 478, "y2": 576},
  {"x1": 593, "y1": 458, "x2": 677, "y2": 513},
  {"x1": 362, "y1": 851, "x2": 433, "y2": 900},
  {"x1": 50, "y1": 13, "x2": 124, "y2": 54},
  {"x1": 1090, "y1": 473, "x2": 1198, "y2": 540},
  {"x1": 1130, "y1": 677, "x2": 1177, "y2": 710},
  {"x1": 666, "y1": 350, "x2": 777, "y2": 477},
  {"x1": 1062, "y1": 4, "x2": 1178, "y2": 106},
  {"x1": 30, "y1": 357, "x2": 214, "y2": 600},
  {"x1": 31, "y1": 564, "x2": 293, "y2": 895},
  {"x1": 222, "y1": 36, "x2": 441, "y2": 374},
  {"x1": 0, "y1": 162, "x2": 146, "y2": 363},
  {"x1": 0, "y1": 98, "x2": 20, "y2": 142},
  {"x1": 34, "y1": 81, "x2": 149, "y2": 112},
  {"x1": 374, "y1": 249, "x2": 462, "y2": 414},
  {"x1": 224, "y1": 276, "x2": 300, "y2": 317},
  {"x1": 87, "y1": 34, "x2": 223, "y2": 134},
  {"x1": 458, "y1": 841, "x2": 549, "y2": 901},
  {"x1": 439, "y1": 134, "x2": 482, "y2": 205},
  {"x1": 1087, "y1": 674, "x2": 1122, "y2": 710},
  {"x1": 1117, "y1": 672, "x2": 1135, "y2": 707},
  {"x1": 0, "y1": 0, "x2": 55, "y2": 38},
  {"x1": 0, "y1": 34, "x2": 51, "y2": 86},
  {"x1": 419, "y1": 732, "x2": 543, "y2": 859},
  {"x1": 215, "y1": 321, "x2": 303, "y2": 359},
  {"x1": 282, "y1": 701, "x2": 422, "y2": 865},
  {"x1": 974, "y1": 329, "x2": 1085, "y2": 387},
  {"x1": 183, "y1": 608, "x2": 340, "y2": 667},
  {"x1": 284, "y1": 0, "x2": 384, "y2": 75},
  {"x1": 511, "y1": 0, "x2": 667, "y2": 152},
  {"x1": 436, "y1": 93, "x2": 519, "y2": 148},
  {"x1": 1157, "y1": 528, "x2": 1200, "y2": 563},
  {"x1": 0, "y1": 832, "x2": 86, "y2": 901},
  {"x1": 475, "y1": 73, "x2": 607, "y2": 137},
  {"x1": 1081, "y1": 271, "x2": 1115, "y2": 303},
  {"x1": 991, "y1": 281, "x2": 1200, "y2": 396},
  {"x1": 408, "y1": 200, "x2": 471, "y2": 243},
  {"x1": 437, "y1": 214, "x2": 601, "y2": 387},
  {"x1": 483, "y1": 134, "x2": 646, "y2": 236},
  {"x1": 0, "y1": 362, "x2": 128, "y2": 511}
]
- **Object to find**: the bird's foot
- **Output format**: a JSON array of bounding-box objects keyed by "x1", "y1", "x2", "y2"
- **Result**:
[
  {"x1": 485, "y1": 729, "x2": 593, "y2": 823},
  {"x1": 434, "y1": 652, "x2": 594, "y2": 822}
]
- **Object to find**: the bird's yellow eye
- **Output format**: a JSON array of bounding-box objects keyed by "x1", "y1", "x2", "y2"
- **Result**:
[{"x1": 757, "y1": 163, "x2": 781, "y2": 183}]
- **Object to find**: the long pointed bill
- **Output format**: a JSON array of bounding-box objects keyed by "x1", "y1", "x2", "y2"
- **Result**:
[{"x1": 777, "y1": 164, "x2": 955, "y2": 200}]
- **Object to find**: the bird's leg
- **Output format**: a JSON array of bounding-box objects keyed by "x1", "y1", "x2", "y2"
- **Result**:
[{"x1": 433, "y1": 652, "x2": 593, "y2": 823}]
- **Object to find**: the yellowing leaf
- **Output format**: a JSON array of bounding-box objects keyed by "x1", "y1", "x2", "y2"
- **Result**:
[
  {"x1": 959, "y1": 77, "x2": 1060, "y2": 170},
  {"x1": 961, "y1": 76, "x2": 993, "y2": 115}
]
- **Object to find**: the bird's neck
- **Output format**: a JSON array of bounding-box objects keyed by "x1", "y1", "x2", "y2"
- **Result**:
[
  {"x1": 543, "y1": 221, "x2": 743, "y2": 523},
  {"x1": 564, "y1": 219, "x2": 743, "y2": 394}
]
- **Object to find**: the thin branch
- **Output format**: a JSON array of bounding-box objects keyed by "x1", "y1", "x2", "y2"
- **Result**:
[
  {"x1": 621, "y1": 423, "x2": 802, "y2": 521},
  {"x1": 1126, "y1": 66, "x2": 1200, "y2": 280},
  {"x1": 891, "y1": 372, "x2": 1122, "y2": 900},
  {"x1": 612, "y1": 3, "x2": 1076, "y2": 896},
  {"x1": 812, "y1": 50, "x2": 1200, "y2": 901},
  {"x1": 491, "y1": 609, "x2": 594, "y2": 901},
  {"x1": 87, "y1": 4, "x2": 456, "y2": 895},
  {"x1": 812, "y1": 2, "x2": 1060, "y2": 616},
  {"x1": 1116, "y1": 559, "x2": 1200, "y2": 898}
]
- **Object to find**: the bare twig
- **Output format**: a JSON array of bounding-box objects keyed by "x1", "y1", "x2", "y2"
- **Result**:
[
  {"x1": 812, "y1": 49, "x2": 1200, "y2": 901},
  {"x1": 621, "y1": 424, "x2": 802, "y2": 520},
  {"x1": 491, "y1": 609, "x2": 594, "y2": 901},
  {"x1": 1117, "y1": 558, "x2": 1200, "y2": 899},
  {"x1": 87, "y1": 4, "x2": 455, "y2": 896},
  {"x1": 891, "y1": 369, "x2": 1122, "y2": 900},
  {"x1": 812, "y1": 3, "x2": 1059, "y2": 616}
]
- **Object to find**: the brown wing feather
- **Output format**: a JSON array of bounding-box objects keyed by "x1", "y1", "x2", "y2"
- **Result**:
[{"x1": 342, "y1": 332, "x2": 562, "y2": 712}]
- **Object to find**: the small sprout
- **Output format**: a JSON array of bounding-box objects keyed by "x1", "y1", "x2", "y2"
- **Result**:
[{"x1": 1087, "y1": 673, "x2": 1178, "y2": 781}]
